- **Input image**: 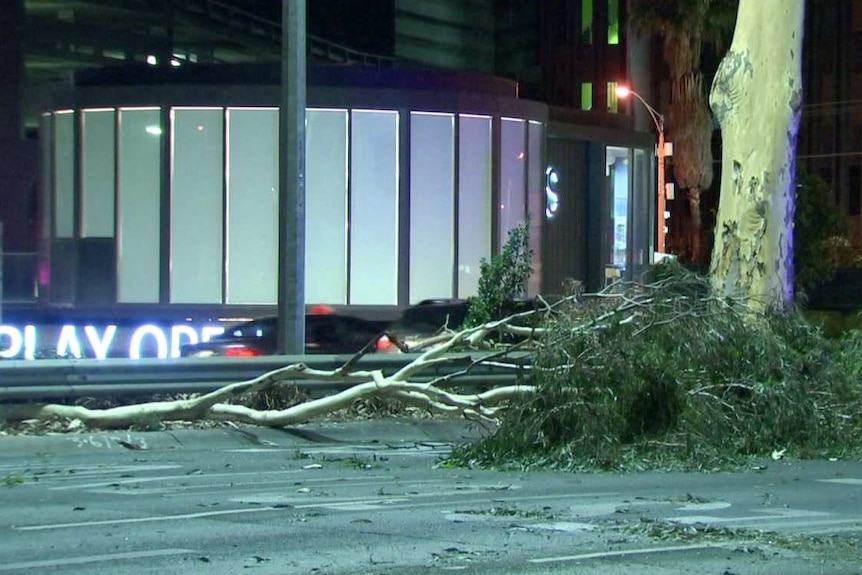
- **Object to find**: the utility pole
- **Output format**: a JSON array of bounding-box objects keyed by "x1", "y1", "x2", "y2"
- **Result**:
[{"x1": 277, "y1": 0, "x2": 306, "y2": 354}]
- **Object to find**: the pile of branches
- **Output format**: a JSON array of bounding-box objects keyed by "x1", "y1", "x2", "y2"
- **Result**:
[{"x1": 454, "y1": 264, "x2": 862, "y2": 470}]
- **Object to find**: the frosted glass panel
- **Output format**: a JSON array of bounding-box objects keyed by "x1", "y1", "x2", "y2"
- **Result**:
[
  {"x1": 117, "y1": 108, "x2": 161, "y2": 303},
  {"x1": 527, "y1": 121, "x2": 543, "y2": 296},
  {"x1": 81, "y1": 109, "x2": 116, "y2": 238},
  {"x1": 226, "y1": 108, "x2": 278, "y2": 304},
  {"x1": 170, "y1": 108, "x2": 224, "y2": 303},
  {"x1": 409, "y1": 112, "x2": 454, "y2": 303},
  {"x1": 54, "y1": 112, "x2": 75, "y2": 238},
  {"x1": 607, "y1": 146, "x2": 630, "y2": 269},
  {"x1": 500, "y1": 118, "x2": 526, "y2": 249},
  {"x1": 350, "y1": 110, "x2": 398, "y2": 305},
  {"x1": 457, "y1": 115, "x2": 492, "y2": 298},
  {"x1": 306, "y1": 109, "x2": 348, "y2": 304}
]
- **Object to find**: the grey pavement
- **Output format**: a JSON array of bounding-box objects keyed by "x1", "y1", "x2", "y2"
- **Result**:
[{"x1": 1, "y1": 419, "x2": 861, "y2": 574}]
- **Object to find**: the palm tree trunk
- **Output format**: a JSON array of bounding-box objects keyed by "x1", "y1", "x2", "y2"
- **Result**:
[{"x1": 688, "y1": 187, "x2": 702, "y2": 262}]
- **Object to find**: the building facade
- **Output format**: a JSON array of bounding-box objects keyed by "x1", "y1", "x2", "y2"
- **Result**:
[
  {"x1": 798, "y1": 0, "x2": 862, "y2": 246},
  {"x1": 1, "y1": 1, "x2": 658, "y2": 358}
]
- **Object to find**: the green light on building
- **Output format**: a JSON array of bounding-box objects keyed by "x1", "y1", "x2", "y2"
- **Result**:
[
  {"x1": 607, "y1": 81, "x2": 619, "y2": 113},
  {"x1": 582, "y1": 0, "x2": 593, "y2": 44},
  {"x1": 581, "y1": 83, "x2": 593, "y2": 111},
  {"x1": 608, "y1": 0, "x2": 620, "y2": 45}
]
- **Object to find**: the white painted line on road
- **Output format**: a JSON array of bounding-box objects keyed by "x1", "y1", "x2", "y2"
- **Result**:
[
  {"x1": 0, "y1": 548, "x2": 197, "y2": 571},
  {"x1": 723, "y1": 518, "x2": 862, "y2": 532},
  {"x1": 88, "y1": 474, "x2": 406, "y2": 496},
  {"x1": 13, "y1": 506, "x2": 287, "y2": 531},
  {"x1": 529, "y1": 543, "x2": 718, "y2": 564},
  {"x1": 298, "y1": 492, "x2": 627, "y2": 515},
  {"x1": 818, "y1": 478, "x2": 862, "y2": 485},
  {"x1": 313, "y1": 498, "x2": 412, "y2": 511},
  {"x1": 676, "y1": 501, "x2": 732, "y2": 512},
  {"x1": 47, "y1": 468, "x2": 317, "y2": 491},
  {"x1": 668, "y1": 508, "x2": 830, "y2": 525},
  {"x1": 14, "y1": 491, "x2": 624, "y2": 531},
  {"x1": 235, "y1": 491, "x2": 622, "y2": 512},
  {"x1": 0, "y1": 464, "x2": 182, "y2": 481}
]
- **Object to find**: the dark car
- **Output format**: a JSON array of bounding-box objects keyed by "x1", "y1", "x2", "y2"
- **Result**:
[
  {"x1": 376, "y1": 298, "x2": 537, "y2": 353},
  {"x1": 180, "y1": 306, "x2": 386, "y2": 357}
]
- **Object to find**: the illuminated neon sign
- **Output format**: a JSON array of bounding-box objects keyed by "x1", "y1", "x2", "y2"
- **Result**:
[
  {"x1": 0, "y1": 324, "x2": 226, "y2": 360},
  {"x1": 545, "y1": 166, "x2": 559, "y2": 219}
]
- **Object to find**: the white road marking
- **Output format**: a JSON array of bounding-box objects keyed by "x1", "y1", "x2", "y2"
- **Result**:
[
  {"x1": 14, "y1": 491, "x2": 622, "y2": 531},
  {"x1": 233, "y1": 490, "x2": 617, "y2": 510},
  {"x1": 0, "y1": 548, "x2": 197, "y2": 571},
  {"x1": 86, "y1": 474, "x2": 405, "y2": 496},
  {"x1": 529, "y1": 543, "x2": 718, "y2": 564},
  {"x1": 294, "y1": 491, "x2": 624, "y2": 513},
  {"x1": 13, "y1": 506, "x2": 288, "y2": 531},
  {"x1": 818, "y1": 478, "x2": 862, "y2": 485},
  {"x1": 1, "y1": 464, "x2": 182, "y2": 481},
  {"x1": 528, "y1": 521, "x2": 596, "y2": 533},
  {"x1": 722, "y1": 518, "x2": 862, "y2": 532},
  {"x1": 668, "y1": 508, "x2": 830, "y2": 525},
  {"x1": 48, "y1": 468, "x2": 314, "y2": 491},
  {"x1": 676, "y1": 501, "x2": 732, "y2": 512}
]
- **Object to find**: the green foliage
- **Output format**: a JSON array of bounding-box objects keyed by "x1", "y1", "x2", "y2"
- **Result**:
[
  {"x1": 464, "y1": 217, "x2": 533, "y2": 328},
  {"x1": 794, "y1": 172, "x2": 857, "y2": 297},
  {"x1": 4, "y1": 473, "x2": 24, "y2": 487},
  {"x1": 451, "y1": 265, "x2": 862, "y2": 472}
]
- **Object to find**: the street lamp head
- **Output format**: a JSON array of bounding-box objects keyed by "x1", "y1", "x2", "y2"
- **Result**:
[{"x1": 614, "y1": 85, "x2": 664, "y2": 131}]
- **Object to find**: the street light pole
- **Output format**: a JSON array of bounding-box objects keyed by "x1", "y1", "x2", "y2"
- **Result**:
[
  {"x1": 615, "y1": 86, "x2": 667, "y2": 255},
  {"x1": 278, "y1": 0, "x2": 306, "y2": 354}
]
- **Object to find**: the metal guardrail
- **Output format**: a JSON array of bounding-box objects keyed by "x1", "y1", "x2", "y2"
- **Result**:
[{"x1": 0, "y1": 352, "x2": 530, "y2": 401}]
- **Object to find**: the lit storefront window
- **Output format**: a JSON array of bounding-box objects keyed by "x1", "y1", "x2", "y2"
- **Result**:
[
  {"x1": 350, "y1": 109, "x2": 399, "y2": 305},
  {"x1": 306, "y1": 108, "x2": 349, "y2": 305},
  {"x1": 170, "y1": 107, "x2": 224, "y2": 304},
  {"x1": 225, "y1": 107, "x2": 279, "y2": 304},
  {"x1": 81, "y1": 108, "x2": 116, "y2": 238},
  {"x1": 117, "y1": 107, "x2": 161, "y2": 303},
  {"x1": 457, "y1": 114, "x2": 493, "y2": 299},
  {"x1": 409, "y1": 112, "x2": 455, "y2": 303},
  {"x1": 43, "y1": 97, "x2": 546, "y2": 309},
  {"x1": 607, "y1": 146, "x2": 630, "y2": 270}
]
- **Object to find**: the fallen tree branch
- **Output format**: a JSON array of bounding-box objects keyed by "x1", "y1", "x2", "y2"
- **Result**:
[{"x1": 3, "y1": 280, "x2": 729, "y2": 431}]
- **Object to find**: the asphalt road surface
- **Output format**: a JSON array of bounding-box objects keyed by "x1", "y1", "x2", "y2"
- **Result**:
[{"x1": 1, "y1": 419, "x2": 860, "y2": 574}]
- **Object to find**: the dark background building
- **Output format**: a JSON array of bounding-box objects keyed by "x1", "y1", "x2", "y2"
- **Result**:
[
  {"x1": 3, "y1": 0, "x2": 650, "y2": 311},
  {"x1": 798, "y1": 0, "x2": 862, "y2": 247}
]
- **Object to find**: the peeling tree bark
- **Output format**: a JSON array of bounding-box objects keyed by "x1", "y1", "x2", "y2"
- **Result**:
[{"x1": 708, "y1": 0, "x2": 805, "y2": 309}]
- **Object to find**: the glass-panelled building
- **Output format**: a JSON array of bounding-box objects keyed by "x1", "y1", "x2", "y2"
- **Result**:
[{"x1": 36, "y1": 64, "x2": 653, "y2": 323}]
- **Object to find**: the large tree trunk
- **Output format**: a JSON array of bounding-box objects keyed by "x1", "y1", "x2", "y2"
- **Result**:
[{"x1": 708, "y1": 0, "x2": 805, "y2": 309}]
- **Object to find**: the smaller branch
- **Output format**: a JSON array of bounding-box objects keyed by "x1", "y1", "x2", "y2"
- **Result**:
[{"x1": 337, "y1": 331, "x2": 386, "y2": 375}]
